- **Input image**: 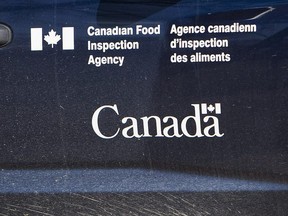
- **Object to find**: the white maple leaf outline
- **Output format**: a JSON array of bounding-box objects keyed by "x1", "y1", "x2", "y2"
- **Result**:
[{"x1": 44, "y1": 29, "x2": 61, "y2": 48}]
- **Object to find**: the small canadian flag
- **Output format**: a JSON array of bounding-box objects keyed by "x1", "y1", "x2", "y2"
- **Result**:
[
  {"x1": 201, "y1": 103, "x2": 221, "y2": 114},
  {"x1": 31, "y1": 27, "x2": 74, "y2": 51}
]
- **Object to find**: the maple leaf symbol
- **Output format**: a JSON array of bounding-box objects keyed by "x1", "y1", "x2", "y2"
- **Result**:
[
  {"x1": 44, "y1": 29, "x2": 61, "y2": 48},
  {"x1": 207, "y1": 104, "x2": 215, "y2": 113}
]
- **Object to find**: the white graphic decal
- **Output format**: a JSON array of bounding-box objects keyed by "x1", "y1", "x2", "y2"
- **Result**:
[
  {"x1": 31, "y1": 27, "x2": 74, "y2": 51},
  {"x1": 44, "y1": 29, "x2": 61, "y2": 48},
  {"x1": 201, "y1": 103, "x2": 221, "y2": 114},
  {"x1": 30, "y1": 28, "x2": 43, "y2": 51},
  {"x1": 62, "y1": 27, "x2": 74, "y2": 50},
  {"x1": 92, "y1": 103, "x2": 224, "y2": 139}
]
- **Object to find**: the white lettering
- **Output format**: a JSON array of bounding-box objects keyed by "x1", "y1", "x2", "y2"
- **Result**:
[
  {"x1": 203, "y1": 116, "x2": 224, "y2": 137},
  {"x1": 181, "y1": 104, "x2": 204, "y2": 138},
  {"x1": 163, "y1": 116, "x2": 183, "y2": 138},
  {"x1": 122, "y1": 117, "x2": 142, "y2": 138},
  {"x1": 91, "y1": 104, "x2": 120, "y2": 139},
  {"x1": 91, "y1": 104, "x2": 224, "y2": 139},
  {"x1": 141, "y1": 116, "x2": 164, "y2": 137}
]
